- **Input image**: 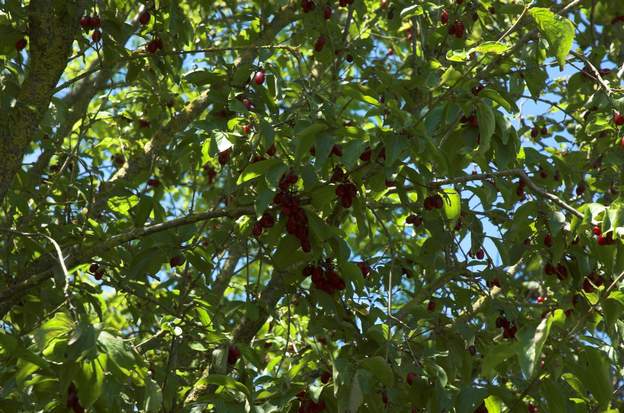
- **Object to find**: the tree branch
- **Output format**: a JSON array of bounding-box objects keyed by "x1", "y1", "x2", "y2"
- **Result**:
[{"x1": 0, "y1": 0, "x2": 85, "y2": 203}]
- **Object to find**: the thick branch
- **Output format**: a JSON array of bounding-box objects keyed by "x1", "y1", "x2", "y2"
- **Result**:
[{"x1": 0, "y1": 0, "x2": 85, "y2": 203}]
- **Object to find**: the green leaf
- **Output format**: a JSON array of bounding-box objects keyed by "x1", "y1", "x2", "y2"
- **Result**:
[
  {"x1": 349, "y1": 370, "x2": 365, "y2": 413},
  {"x1": 99, "y1": 331, "x2": 135, "y2": 371},
  {"x1": 75, "y1": 355, "x2": 105, "y2": 407},
  {"x1": 484, "y1": 395, "x2": 503, "y2": 413},
  {"x1": 479, "y1": 89, "x2": 516, "y2": 113},
  {"x1": 33, "y1": 312, "x2": 74, "y2": 352},
  {"x1": 541, "y1": 378, "x2": 567, "y2": 413},
  {"x1": 237, "y1": 159, "x2": 282, "y2": 185},
  {"x1": 518, "y1": 315, "x2": 552, "y2": 378},
  {"x1": 144, "y1": 377, "x2": 163, "y2": 412},
  {"x1": 476, "y1": 102, "x2": 495, "y2": 152},
  {"x1": 198, "y1": 374, "x2": 250, "y2": 398},
  {"x1": 400, "y1": 4, "x2": 423, "y2": 18},
  {"x1": 442, "y1": 188, "x2": 461, "y2": 221},
  {"x1": 470, "y1": 41, "x2": 509, "y2": 55},
  {"x1": 529, "y1": 7, "x2": 575, "y2": 69},
  {"x1": 576, "y1": 349, "x2": 612, "y2": 409},
  {"x1": 482, "y1": 342, "x2": 518, "y2": 379},
  {"x1": 360, "y1": 356, "x2": 394, "y2": 386}
]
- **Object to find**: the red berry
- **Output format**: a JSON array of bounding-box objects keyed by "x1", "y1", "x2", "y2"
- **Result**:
[
  {"x1": 259, "y1": 212, "x2": 275, "y2": 228},
  {"x1": 302, "y1": 0, "x2": 315, "y2": 13},
  {"x1": 468, "y1": 345, "x2": 476, "y2": 356},
  {"x1": 544, "y1": 263, "x2": 556, "y2": 275},
  {"x1": 597, "y1": 235, "x2": 608, "y2": 246},
  {"x1": 614, "y1": 111, "x2": 624, "y2": 126},
  {"x1": 139, "y1": 10, "x2": 151, "y2": 25},
  {"x1": 576, "y1": 183, "x2": 585, "y2": 196},
  {"x1": 89, "y1": 263, "x2": 100, "y2": 273},
  {"x1": 440, "y1": 9, "x2": 449, "y2": 25},
  {"x1": 15, "y1": 38, "x2": 27, "y2": 51},
  {"x1": 531, "y1": 127, "x2": 539, "y2": 138},
  {"x1": 242, "y1": 98, "x2": 253, "y2": 110},
  {"x1": 543, "y1": 234, "x2": 553, "y2": 247},
  {"x1": 146, "y1": 39, "x2": 160, "y2": 53},
  {"x1": 169, "y1": 255, "x2": 185, "y2": 267},
  {"x1": 314, "y1": 35, "x2": 327, "y2": 52},
  {"x1": 94, "y1": 269, "x2": 104, "y2": 281},
  {"x1": 254, "y1": 70, "x2": 266, "y2": 85},
  {"x1": 330, "y1": 144, "x2": 343, "y2": 156},
  {"x1": 475, "y1": 248, "x2": 485, "y2": 260},
  {"x1": 227, "y1": 345, "x2": 241, "y2": 364},
  {"x1": 427, "y1": 300, "x2": 436, "y2": 312},
  {"x1": 242, "y1": 124, "x2": 252, "y2": 135},
  {"x1": 218, "y1": 148, "x2": 231, "y2": 165},
  {"x1": 453, "y1": 20, "x2": 465, "y2": 38},
  {"x1": 471, "y1": 83, "x2": 484, "y2": 95},
  {"x1": 432, "y1": 194, "x2": 444, "y2": 209},
  {"x1": 91, "y1": 15, "x2": 101, "y2": 28},
  {"x1": 320, "y1": 371, "x2": 331, "y2": 384},
  {"x1": 91, "y1": 29, "x2": 102, "y2": 43},
  {"x1": 593, "y1": 225, "x2": 602, "y2": 236},
  {"x1": 528, "y1": 403, "x2": 539, "y2": 413},
  {"x1": 356, "y1": 261, "x2": 371, "y2": 277},
  {"x1": 80, "y1": 16, "x2": 91, "y2": 28},
  {"x1": 252, "y1": 222, "x2": 263, "y2": 237},
  {"x1": 620, "y1": 137, "x2": 624, "y2": 148},
  {"x1": 324, "y1": 5, "x2": 332, "y2": 19},
  {"x1": 406, "y1": 371, "x2": 417, "y2": 385},
  {"x1": 536, "y1": 296, "x2": 545, "y2": 303},
  {"x1": 147, "y1": 178, "x2": 160, "y2": 187}
]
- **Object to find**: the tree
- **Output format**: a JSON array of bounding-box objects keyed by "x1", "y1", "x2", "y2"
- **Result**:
[{"x1": 0, "y1": 0, "x2": 623, "y2": 411}]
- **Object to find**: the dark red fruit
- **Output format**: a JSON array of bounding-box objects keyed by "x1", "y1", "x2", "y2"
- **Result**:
[
  {"x1": 15, "y1": 38, "x2": 27, "y2": 51},
  {"x1": 146, "y1": 38, "x2": 163, "y2": 53},
  {"x1": 89, "y1": 263, "x2": 100, "y2": 273},
  {"x1": 614, "y1": 111, "x2": 624, "y2": 126},
  {"x1": 91, "y1": 15, "x2": 101, "y2": 28},
  {"x1": 576, "y1": 183, "x2": 585, "y2": 196},
  {"x1": 475, "y1": 248, "x2": 485, "y2": 260},
  {"x1": 80, "y1": 16, "x2": 91, "y2": 29},
  {"x1": 242, "y1": 124, "x2": 252, "y2": 135},
  {"x1": 543, "y1": 234, "x2": 553, "y2": 247},
  {"x1": 203, "y1": 164, "x2": 217, "y2": 183},
  {"x1": 320, "y1": 371, "x2": 331, "y2": 384},
  {"x1": 259, "y1": 212, "x2": 275, "y2": 228},
  {"x1": 139, "y1": 10, "x2": 151, "y2": 25},
  {"x1": 468, "y1": 345, "x2": 476, "y2": 356},
  {"x1": 302, "y1": 0, "x2": 315, "y2": 13},
  {"x1": 266, "y1": 144, "x2": 276, "y2": 156},
  {"x1": 228, "y1": 345, "x2": 241, "y2": 365},
  {"x1": 94, "y1": 269, "x2": 104, "y2": 281},
  {"x1": 432, "y1": 194, "x2": 444, "y2": 209},
  {"x1": 324, "y1": 5, "x2": 332, "y2": 19},
  {"x1": 536, "y1": 296, "x2": 545, "y2": 304},
  {"x1": 528, "y1": 403, "x2": 539, "y2": 413},
  {"x1": 471, "y1": 83, "x2": 484, "y2": 95},
  {"x1": 360, "y1": 147, "x2": 372, "y2": 161},
  {"x1": 218, "y1": 148, "x2": 232, "y2": 165},
  {"x1": 252, "y1": 222, "x2": 263, "y2": 237},
  {"x1": 170, "y1": 255, "x2": 185, "y2": 267},
  {"x1": 314, "y1": 35, "x2": 327, "y2": 52},
  {"x1": 503, "y1": 323, "x2": 517, "y2": 339},
  {"x1": 147, "y1": 178, "x2": 160, "y2": 187},
  {"x1": 406, "y1": 371, "x2": 417, "y2": 385},
  {"x1": 496, "y1": 315, "x2": 510, "y2": 329},
  {"x1": 452, "y1": 20, "x2": 465, "y2": 39},
  {"x1": 356, "y1": 261, "x2": 371, "y2": 278},
  {"x1": 67, "y1": 382, "x2": 84, "y2": 413},
  {"x1": 406, "y1": 214, "x2": 422, "y2": 226},
  {"x1": 243, "y1": 98, "x2": 253, "y2": 110},
  {"x1": 346, "y1": 54, "x2": 353, "y2": 62},
  {"x1": 254, "y1": 70, "x2": 266, "y2": 85},
  {"x1": 427, "y1": 300, "x2": 436, "y2": 312},
  {"x1": 593, "y1": 225, "x2": 602, "y2": 236},
  {"x1": 531, "y1": 127, "x2": 539, "y2": 138},
  {"x1": 440, "y1": 9, "x2": 449, "y2": 24}
]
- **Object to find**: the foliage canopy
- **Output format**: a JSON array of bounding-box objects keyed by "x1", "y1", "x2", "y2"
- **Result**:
[{"x1": 1, "y1": 0, "x2": 624, "y2": 412}]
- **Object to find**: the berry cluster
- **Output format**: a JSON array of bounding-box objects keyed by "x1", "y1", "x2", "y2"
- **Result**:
[
  {"x1": 146, "y1": 37, "x2": 164, "y2": 53},
  {"x1": 406, "y1": 214, "x2": 422, "y2": 226},
  {"x1": 582, "y1": 272, "x2": 605, "y2": 293},
  {"x1": 296, "y1": 390, "x2": 326, "y2": 413},
  {"x1": 544, "y1": 262, "x2": 568, "y2": 280},
  {"x1": 448, "y1": 20, "x2": 465, "y2": 38},
  {"x1": 89, "y1": 262, "x2": 105, "y2": 281},
  {"x1": 495, "y1": 315, "x2": 517, "y2": 339},
  {"x1": 80, "y1": 14, "x2": 102, "y2": 43},
  {"x1": 169, "y1": 255, "x2": 185, "y2": 268},
  {"x1": 423, "y1": 194, "x2": 444, "y2": 210},
  {"x1": 468, "y1": 248, "x2": 485, "y2": 260},
  {"x1": 335, "y1": 181, "x2": 357, "y2": 208},
  {"x1": 274, "y1": 173, "x2": 311, "y2": 252},
  {"x1": 303, "y1": 261, "x2": 346, "y2": 294},
  {"x1": 593, "y1": 225, "x2": 616, "y2": 246},
  {"x1": 252, "y1": 212, "x2": 275, "y2": 237}
]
